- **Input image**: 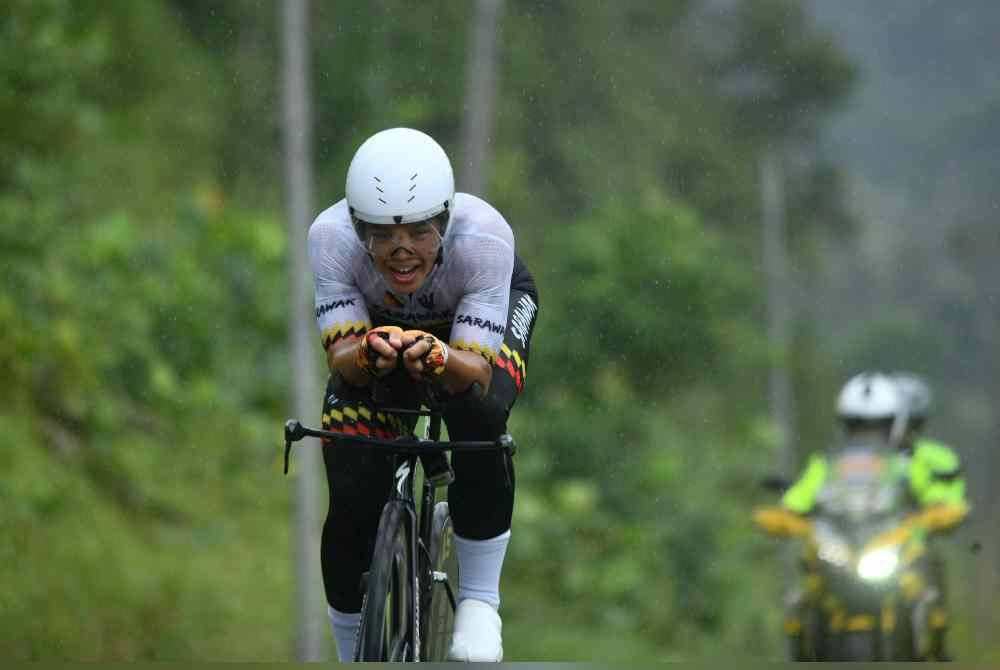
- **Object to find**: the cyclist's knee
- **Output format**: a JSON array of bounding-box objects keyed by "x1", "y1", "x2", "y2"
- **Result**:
[
  {"x1": 325, "y1": 576, "x2": 365, "y2": 614},
  {"x1": 449, "y1": 450, "x2": 515, "y2": 540},
  {"x1": 450, "y1": 495, "x2": 513, "y2": 541},
  {"x1": 445, "y1": 391, "x2": 508, "y2": 438}
]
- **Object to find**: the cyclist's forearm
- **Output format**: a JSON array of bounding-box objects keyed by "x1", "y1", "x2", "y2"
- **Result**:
[
  {"x1": 327, "y1": 336, "x2": 371, "y2": 387},
  {"x1": 440, "y1": 347, "x2": 492, "y2": 394}
]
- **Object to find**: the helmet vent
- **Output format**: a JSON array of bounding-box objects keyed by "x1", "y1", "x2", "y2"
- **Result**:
[
  {"x1": 373, "y1": 176, "x2": 387, "y2": 204},
  {"x1": 407, "y1": 174, "x2": 418, "y2": 203}
]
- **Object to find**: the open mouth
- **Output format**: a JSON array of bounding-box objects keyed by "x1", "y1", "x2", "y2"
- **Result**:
[{"x1": 388, "y1": 264, "x2": 420, "y2": 284}]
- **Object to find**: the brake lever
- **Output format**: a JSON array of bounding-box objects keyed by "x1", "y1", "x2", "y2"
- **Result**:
[
  {"x1": 283, "y1": 436, "x2": 293, "y2": 476},
  {"x1": 283, "y1": 420, "x2": 305, "y2": 476},
  {"x1": 497, "y1": 433, "x2": 517, "y2": 489}
]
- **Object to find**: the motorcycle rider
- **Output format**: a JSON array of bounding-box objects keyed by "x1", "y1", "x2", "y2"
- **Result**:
[
  {"x1": 779, "y1": 371, "x2": 903, "y2": 658},
  {"x1": 779, "y1": 371, "x2": 968, "y2": 660},
  {"x1": 782, "y1": 371, "x2": 903, "y2": 516}
]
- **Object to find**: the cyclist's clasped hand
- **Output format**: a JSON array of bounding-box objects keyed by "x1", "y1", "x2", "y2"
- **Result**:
[
  {"x1": 401, "y1": 329, "x2": 449, "y2": 380},
  {"x1": 356, "y1": 325, "x2": 405, "y2": 377},
  {"x1": 355, "y1": 326, "x2": 449, "y2": 381}
]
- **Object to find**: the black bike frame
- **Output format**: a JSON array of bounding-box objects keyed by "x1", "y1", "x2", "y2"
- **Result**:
[{"x1": 283, "y1": 395, "x2": 515, "y2": 661}]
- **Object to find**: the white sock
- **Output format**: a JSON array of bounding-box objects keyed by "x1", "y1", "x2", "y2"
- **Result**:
[
  {"x1": 454, "y1": 529, "x2": 510, "y2": 609},
  {"x1": 328, "y1": 605, "x2": 360, "y2": 662}
]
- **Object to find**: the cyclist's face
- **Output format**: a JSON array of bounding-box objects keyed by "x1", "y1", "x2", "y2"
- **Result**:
[{"x1": 363, "y1": 220, "x2": 442, "y2": 294}]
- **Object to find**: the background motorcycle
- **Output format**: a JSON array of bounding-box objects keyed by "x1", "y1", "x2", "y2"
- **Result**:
[{"x1": 755, "y1": 443, "x2": 966, "y2": 661}]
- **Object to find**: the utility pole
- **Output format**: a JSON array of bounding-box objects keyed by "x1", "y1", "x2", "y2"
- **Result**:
[
  {"x1": 459, "y1": 0, "x2": 504, "y2": 195},
  {"x1": 761, "y1": 148, "x2": 796, "y2": 592},
  {"x1": 761, "y1": 148, "x2": 795, "y2": 479},
  {"x1": 281, "y1": 0, "x2": 324, "y2": 661}
]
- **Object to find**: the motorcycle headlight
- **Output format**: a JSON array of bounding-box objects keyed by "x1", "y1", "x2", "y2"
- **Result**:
[{"x1": 857, "y1": 548, "x2": 899, "y2": 581}]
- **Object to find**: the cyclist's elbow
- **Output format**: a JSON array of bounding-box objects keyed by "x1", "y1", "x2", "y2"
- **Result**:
[
  {"x1": 441, "y1": 348, "x2": 492, "y2": 394},
  {"x1": 479, "y1": 364, "x2": 493, "y2": 395},
  {"x1": 327, "y1": 335, "x2": 371, "y2": 387}
]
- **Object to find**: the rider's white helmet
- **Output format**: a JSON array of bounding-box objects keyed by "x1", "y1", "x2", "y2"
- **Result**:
[
  {"x1": 345, "y1": 127, "x2": 455, "y2": 226},
  {"x1": 892, "y1": 372, "x2": 933, "y2": 420},
  {"x1": 836, "y1": 372, "x2": 902, "y2": 420}
]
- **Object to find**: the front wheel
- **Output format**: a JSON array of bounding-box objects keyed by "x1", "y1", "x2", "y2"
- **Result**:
[
  {"x1": 787, "y1": 606, "x2": 829, "y2": 661},
  {"x1": 888, "y1": 603, "x2": 918, "y2": 661},
  {"x1": 837, "y1": 630, "x2": 878, "y2": 661},
  {"x1": 356, "y1": 501, "x2": 417, "y2": 661},
  {"x1": 422, "y1": 501, "x2": 459, "y2": 661}
]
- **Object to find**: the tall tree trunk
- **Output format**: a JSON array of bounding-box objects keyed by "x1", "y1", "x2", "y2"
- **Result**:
[
  {"x1": 761, "y1": 149, "x2": 795, "y2": 476},
  {"x1": 281, "y1": 0, "x2": 325, "y2": 661},
  {"x1": 761, "y1": 148, "x2": 797, "y2": 593},
  {"x1": 459, "y1": 0, "x2": 504, "y2": 195}
]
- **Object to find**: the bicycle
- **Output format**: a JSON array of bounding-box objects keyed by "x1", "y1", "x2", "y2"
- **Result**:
[{"x1": 283, "y1": 379, "x2": 517, "y2": 662}]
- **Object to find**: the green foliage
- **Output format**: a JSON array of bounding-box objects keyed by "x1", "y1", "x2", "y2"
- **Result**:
[{"x1": 1, "y1": 1, "x2": 294, "y2": 659}]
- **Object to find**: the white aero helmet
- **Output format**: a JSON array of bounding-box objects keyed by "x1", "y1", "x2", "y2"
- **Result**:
[
  {"x1": 836, "y1": 372, "x2": 902, "y2": 420},
  {"x1": 345, "y1": 127, "x2": 455, "y2": 226},
  {"x1": 893, "y1": 372, "x2": 933, "y2": 420}
]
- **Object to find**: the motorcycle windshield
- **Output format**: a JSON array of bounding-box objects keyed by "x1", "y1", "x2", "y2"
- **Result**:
[
  {"x1": 818, "y1": 443, "x2": 906, "y2": 522},
  {"x1": 812, "y1": 444, "x2": 909, "y2": 559}
]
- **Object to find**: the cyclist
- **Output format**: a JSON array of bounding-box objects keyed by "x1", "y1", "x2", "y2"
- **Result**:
[
  {"x1": 780, "y1": 371, "x2": 967, "y2": 659},
  {"x1": 308, "y1": 127, "x2": 539, "y2": 662}
]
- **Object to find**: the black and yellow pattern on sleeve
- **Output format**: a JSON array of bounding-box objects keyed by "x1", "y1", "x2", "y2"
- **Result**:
[
  {"x1": 496, "y1": 342, "x2": 527, "y2": 392},
  {"x1": 451, "y1": 339, "x2": 497, "y2": 366},
  {"x1": 321, "y1": 320, "x2": 372, "y2": 350}
]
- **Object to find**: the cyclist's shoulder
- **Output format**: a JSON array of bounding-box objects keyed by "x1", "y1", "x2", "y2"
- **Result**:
[
  {"x1": 310, "y1": 198, "x2": 352, "y2": 232},
  {"x1": 309, "y1": 199, "x2": 354, "y2": 247},
  {"x1": 449, "y1": 193, "x2": 514, "y2": 249},
  {"x1": 309, "y1": 199, "x2": 366, "y2": 267}
]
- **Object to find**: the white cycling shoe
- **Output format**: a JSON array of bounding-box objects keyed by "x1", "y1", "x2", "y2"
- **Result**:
[{"x1": 447, "y1": 598, "x2": 503, "y2": 662}]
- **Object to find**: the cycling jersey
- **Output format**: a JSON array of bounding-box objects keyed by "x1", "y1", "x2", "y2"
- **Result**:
[{"x1": 308, "y1": 192, "x2": 515, "y2": 364}]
